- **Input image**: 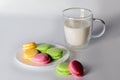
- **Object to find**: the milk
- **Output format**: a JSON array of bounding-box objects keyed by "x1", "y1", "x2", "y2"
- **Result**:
[{"x1": 64, "y1": 20, "x2": 91, "y2": 47}]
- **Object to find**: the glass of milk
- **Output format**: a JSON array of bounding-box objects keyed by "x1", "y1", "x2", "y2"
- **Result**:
[{"x1": 63, "y1": 8, "x2": 106, "y2": 50}]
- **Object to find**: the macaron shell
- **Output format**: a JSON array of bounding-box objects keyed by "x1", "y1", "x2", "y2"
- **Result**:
[
  {"x1": 24, "y1": 45, "x2": 36, "y2": 50},
  {"x1": 33, "y1": 54, "x2": 50, "y2": 62},
  {"x1": 39, "y1": 58, "x2": 51, "y2": 64},
  {"x1": 46, "y1": 48, "x2": 63, "y2": 59},
  {"x1": 23, "y1": 42, "x2": 36, "y2": 50},
  {"x1": 56, "y1": 69, "x2": 70, "y2": 75},
  {"x1": 56, "y1": 62, "x2": 70, "y2": 75},
  {"x1": 52, "y1": 54, "x2": 62, "y2": 60},
  {"x1": 23, "y1": 49, "x2": 38, "y2": 59},
  {"x1": 36, "y1": 44, "x2": 51, "y2": 53},
  {"x1": 56, "y1": 62, "x2": 69, "y2": 72},
  {"x1": 32, "y1": 53, "x2": 51, "y2": 65},
  {"x1": 68, "y1": 60, "x2": 84, "y2": 77},
  {"x1": 34, "y1": 58, "x2": 51, "y2": 65}
]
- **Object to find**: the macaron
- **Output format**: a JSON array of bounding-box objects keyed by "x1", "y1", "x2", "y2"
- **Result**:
[
  {"x1": 36, "y1": 44, "x2": 51, "y2": 53},
  {"x1": 46, "y1": 48, "x2": 63, "y2": 60},
  {"x1": 32, "y1": 53, "x2": 51, "y2": 65},
  {"x1": 23, "y1": 49, "x2": 38, "y2": 59},
  {"x1": 56, "y1": 62, "x2": 70, "y2": 75},
  {"x1": 23, "y1": 42, "x2": 36, "y2": 50},
  {"x1": 68, "y1": 60, "x2": 84, "y2": 78}
]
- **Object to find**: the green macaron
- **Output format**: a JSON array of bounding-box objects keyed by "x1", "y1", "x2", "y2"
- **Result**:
[
  {"x1": 56, "y1": 62, "x2": 70, "y2": 75},
  {"x1": 46, "y1": 48, "x2": 63, "y2": 60},
  {"x1": 36, "y1": 43, "x2": 51, "y2": 53}
]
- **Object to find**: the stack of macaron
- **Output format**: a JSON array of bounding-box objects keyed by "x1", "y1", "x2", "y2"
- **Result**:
[
  {"x1": 56, "y1": 60, "x2": 84, "y2": 78},
  {"x1": 22, "y1": 42, "x2": 63, "y2": 65}
]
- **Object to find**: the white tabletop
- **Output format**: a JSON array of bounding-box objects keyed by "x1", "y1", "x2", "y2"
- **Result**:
[{"x1": 0, "y1": 0, "x2": 120, "y2": 80}]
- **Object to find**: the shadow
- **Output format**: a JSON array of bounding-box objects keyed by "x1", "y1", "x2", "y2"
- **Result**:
[
  {"x1": 89, "y1": 0, "x2": 120, "y2": 46},
  {"x1": 68, "y1": 50, "x2": 77, "y2": 61},
  {"x1": 103, "y1": 15, "x2": 120, "y2": 39},
  {"x1": 90, "y1": 14, "x2": 120, "y2": 46},
  {"x1": 83, "y1": 63, "x2": 91, "y2": 76}
]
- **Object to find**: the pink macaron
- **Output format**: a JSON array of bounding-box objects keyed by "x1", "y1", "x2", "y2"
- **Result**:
[
  {"x1": 32, "y1": 53, "x2": 51, "y2": 65},
  {"x1": 68, "y1": 60, "x2": 84, "y2": 78}
]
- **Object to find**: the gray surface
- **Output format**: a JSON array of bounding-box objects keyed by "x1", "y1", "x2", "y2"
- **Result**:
[{"x1": 0, "y1": 0, "x2": 120, "y2": 80}]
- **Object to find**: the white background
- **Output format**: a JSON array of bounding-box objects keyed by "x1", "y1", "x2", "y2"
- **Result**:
[{"x1": 0, "y1": 0, "x2": 120, "y2": 80}]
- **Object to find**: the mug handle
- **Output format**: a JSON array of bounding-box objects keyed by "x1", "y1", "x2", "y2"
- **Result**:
[{"x1": 92, "y1": 18, "x2": 106, "y2": 38}]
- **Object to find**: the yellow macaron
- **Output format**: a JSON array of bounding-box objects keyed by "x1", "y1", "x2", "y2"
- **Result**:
[
  {"x1": 23, "y1": 42, "x2": 36, "y2": 50},
  {"x1": 23, "y1": 49, "x2": 38, "y2": 59}
]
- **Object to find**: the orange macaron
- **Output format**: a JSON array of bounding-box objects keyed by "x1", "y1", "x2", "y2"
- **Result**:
[
  {"x1": 23, "y1": 49, "x2": 39, "y2": 59},
  {"x1": 23, "y1": 42, "x2": 37, "y2": 50}
]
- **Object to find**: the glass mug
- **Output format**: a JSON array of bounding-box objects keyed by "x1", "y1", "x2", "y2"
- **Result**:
[{"x1": 63, "y1": 8, "x2": 106, "y2": 50}]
